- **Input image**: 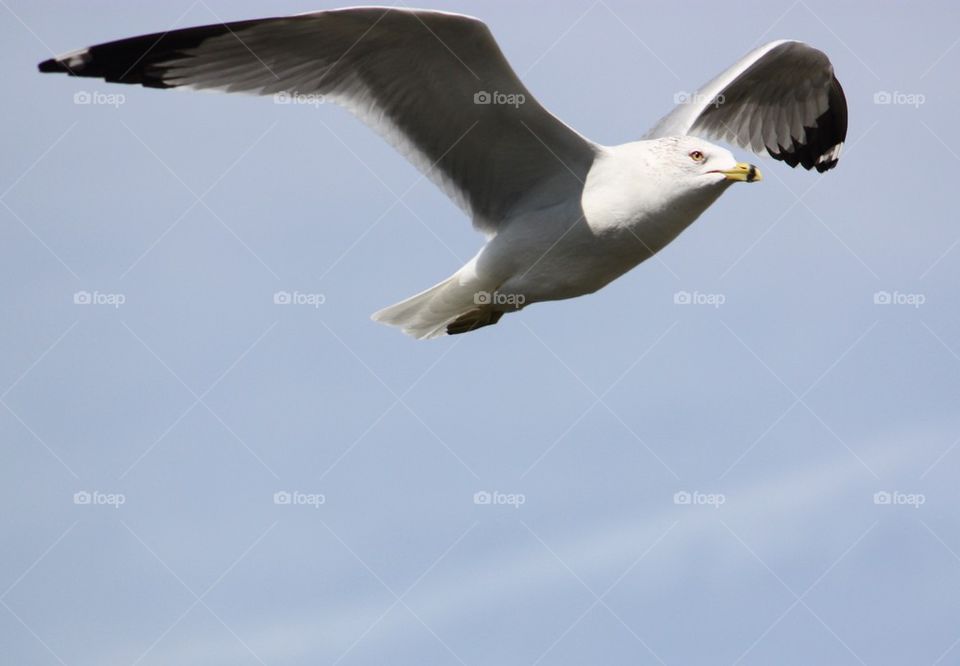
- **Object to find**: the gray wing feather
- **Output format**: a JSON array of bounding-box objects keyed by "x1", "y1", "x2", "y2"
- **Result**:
[
  {"x1": 39, "y1": 7, "x2": 598, "y2": 234},
  {"x1": 645, "y1": 40, "x2": 847, "y2": 172}
]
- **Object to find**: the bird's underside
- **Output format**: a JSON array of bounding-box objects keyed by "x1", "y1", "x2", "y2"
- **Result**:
[{"x1": 38, "y1": 6, "x2": 848, "y2": 339}]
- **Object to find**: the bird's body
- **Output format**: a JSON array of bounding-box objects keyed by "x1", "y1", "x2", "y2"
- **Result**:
[
  {"x1": 38, "y1": 7, "x2": 847, "y2": 339},
  {"x1": 375, "y1": 137, "x2": 742, "y2": 337},
  {"x1": 477, "y1": 140, "x2": 732, "y2": 305}
]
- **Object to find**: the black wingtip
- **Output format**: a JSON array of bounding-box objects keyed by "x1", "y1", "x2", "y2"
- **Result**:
[
  {"x1": 38, "y1": 58, "x2": 67, "y2": 73},
  {"x1": 35, "y1": 20, "x2": 252, "y2": 89},
  {"x1": 814, "y1": 159, "x2": 838, "y2": 174},
  {"x1": 767, "y1": 74, "x2": 848, "y2": 173}
]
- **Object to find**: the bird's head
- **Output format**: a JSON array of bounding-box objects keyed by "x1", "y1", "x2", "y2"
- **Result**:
[
  {"x1": 582, "y1": 136, "x2": 764, "y2": 228},
  {"x1": 657, "y1": 136, "x2": 762, "y2": 189}
]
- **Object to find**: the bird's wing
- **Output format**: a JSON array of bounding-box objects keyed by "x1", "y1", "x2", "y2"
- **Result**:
[
  {"x1": 644, "y1": 40, "x2": 847, "y2": 172},
  {"x1": 38, "y1": 7, "x2": 597, "y2": 234}
]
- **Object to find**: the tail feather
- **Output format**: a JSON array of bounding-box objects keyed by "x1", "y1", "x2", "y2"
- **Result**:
[
  {"x1": 445, "y1": 309, "x2": 504, "y2": 335},
  {"x1": 371, "y1": 272, "x2": 499, "y2": 339}
]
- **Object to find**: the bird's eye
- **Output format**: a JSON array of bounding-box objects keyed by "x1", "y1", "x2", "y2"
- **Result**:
[{"x1": 689, "y1": 150, "x2": 705, "y2": 162}]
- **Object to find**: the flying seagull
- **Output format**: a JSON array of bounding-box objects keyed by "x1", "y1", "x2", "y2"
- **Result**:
[{"x1": 39, "y1": 7, "x2": 847, "y2": 339}]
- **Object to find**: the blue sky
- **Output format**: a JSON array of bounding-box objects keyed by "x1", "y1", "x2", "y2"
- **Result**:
[{"x1": 3, "y1": 0, "x2": 960, "y2": 664}]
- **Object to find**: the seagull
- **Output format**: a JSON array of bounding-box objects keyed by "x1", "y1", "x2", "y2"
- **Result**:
[{"x1": 39, "y1": 7, "x2": 847, "y2": 339}]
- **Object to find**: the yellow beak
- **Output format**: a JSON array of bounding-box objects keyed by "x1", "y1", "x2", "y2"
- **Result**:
[{"x1": 720, "y1": 162, "x2": 762, "y2": 183}]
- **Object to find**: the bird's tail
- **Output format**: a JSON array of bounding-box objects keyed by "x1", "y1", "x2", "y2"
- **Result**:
[{"x1": 371, "y1": 269, "x2": 502, "y2": 339}]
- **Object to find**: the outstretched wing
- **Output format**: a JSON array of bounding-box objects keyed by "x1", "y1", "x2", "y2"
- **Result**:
[
  {"x1": 38, "y1": 7, "x2": 597, "y2": 234},
  {"x1": 644, "y1": 40, "x2": 847, "y2": 173}
]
